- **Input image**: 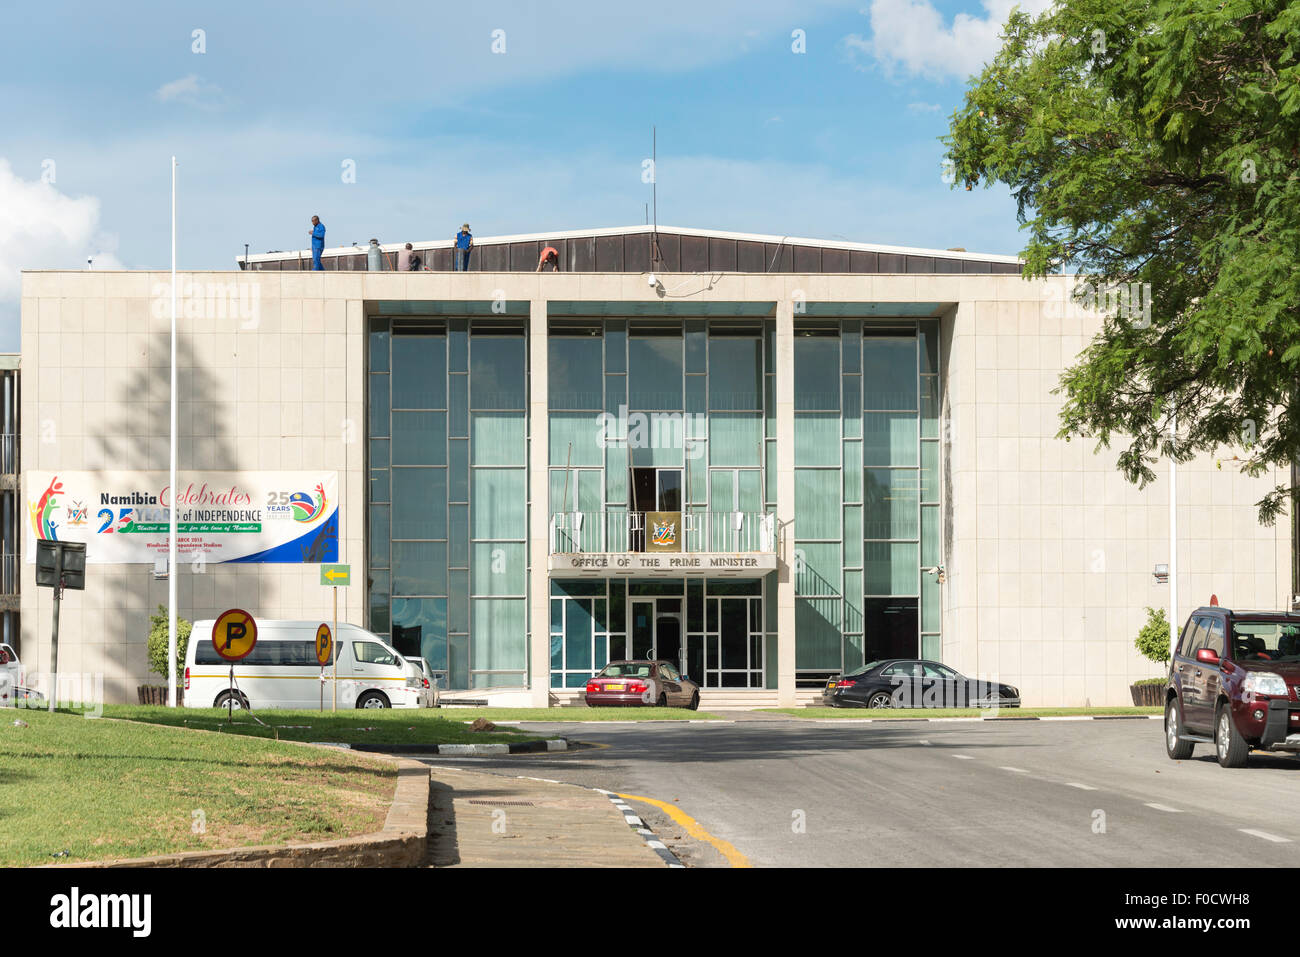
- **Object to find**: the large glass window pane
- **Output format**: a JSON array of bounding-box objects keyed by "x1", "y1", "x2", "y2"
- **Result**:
[
  {"x1": 708, "y1": 412, "x2": 762, "y2": 467},
  {"x1": 550, "y1": 412, "x2": 603, "y2": 467},
  {"x1": 449, "y1": 569, "x2": 468, "y2": 633},
  {"x1": 863, "y1": 542, "x2": 918, "y2": 595},
  {"x1": 392, "y1": 411, "x2": 447, "y2": 465},
  {"x1": 449, "y1": 503, "x2": 468, "y2": 566},
  {"x1": 392, "y1": 335, "x2": 446, "y2": 408},
  {"x1": 549, "y1": 338, "x2": 603, "y2": 409},
  {"x1": 605, "y1": 321, "x2": 626, "y2": 373},
  {"x1": 471, "y1": 336, "x2": 525, "y2": 409},
  {"x1": 472, "y1": 469, "x2": 526, "y2": 539},
  {"x1": 864, "y1": 469, "x2": 919, "y2": 539},
  {"x1": 685, "y1": 320, "x2": 706, "y2": 374},
  {"x1": 921, "y1": 441, "x2": 939, "y2": 502},
  {"x1": 708, "y1": 338, "x2": 761, "y2": 410},
  {"x1": 863, "y1": 413, "x2": 917, "y2": 466},
  {"x1": 862, "y1": 336, "x2": 917, "y2": 410},
  {"x1": 628, "y1": 336, "x2": 683, "y2": 410},
  {"x1": 606, "y1": 443, "x2": 628, "y2": 504},
  {"x1": 392, "y1": 541, "x2": 448, "y2": 595},
  {"x1": 471, "y1": 599, "x2": 527, "y2": 671},
  {"x1": 472, "y1": 412, "x2": 526, "y2": 466},
  {"x1": 737, "y1": 470, "x2": 762, "y2": 512},
  {"x1": 794, "y1": 336, "x2": 841, "y2": 411},
  {"x1": 391, "y1": 468, "x2": 447, "y2": 539},
  {"x1": 449, "y1": 439, "x2": 468, "y2": 502},
  {"x1": 369, "y1": 505, "x2": 389, "y2": 568},
  {"x1": 369, "y1": 375, "x2": 389, "y2": 438},
  {"x1": 843, "y1": 441, "x2": 862, "y2": 502},
  {"x1": 391, "y1": 598, "x2": 447, "y2": 671},
  {"x1": 794, "y1": 413, "x2": 841, "y2": 466},
  {"x1": 369, "y1": 323, "x2": 390, "y2": 373},
  {"x1": 795, "y1": 543, "x2": 842, "y2": 596},
  {"x1": 843, "y1": 506, "x2": 863, "y2": 567},
  {"x1": 448, "y1": 320, "x2": 468, "y2": 373},
  {"x1": 921, "y1": 574, "x2": 941, "y2": 632},
  {"x1": 795, "y1": 598, "x2": 841, "y2": 669},
  {"x1": 841, "y1": 323, "x2": 861, "y2": 373},
  {"x1": 921, "y1": 504, "x2": 941, "y2": 567},
  {"x1": 449, "y1": 375, "x2": 469, "y2": 438},
  {"x1": 565, "y1": 598, "x2": 594, "y2": 671},
  {"x1": 369, "y1": 569, "x2": 391, "y2": 634},
  {"x1": 795, "y1": 470, "x2": 840, "y2": 539},
  {"x1": 921, "y1": 376, "x2": 940, "y2": 438}
]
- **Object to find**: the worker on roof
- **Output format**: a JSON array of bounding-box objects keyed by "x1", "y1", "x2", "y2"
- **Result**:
[
  {"x1": 309, "y1": 215, "x2": 325, "y2": 270},
  {"x1": 454, "y1": 223, "x2": 473, "y2": 271},
  {"x1": 398, "y1": 243, "x2": 420, "y2": 271},
  {"x1": 536, "y1": 244, "x2": 560, "y2": 272}
]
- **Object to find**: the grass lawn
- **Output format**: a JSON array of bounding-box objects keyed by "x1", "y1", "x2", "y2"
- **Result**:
[
  {"x1": 104, "y1": 705, "x2": 546, "y2": 746},
  {"x1": 0, "y1": 709, "x2": 399, "y2": 867},
  {"x1": 762, "y1": 706, "x2": 1163, "y2": 719},
  {"x1": 435, "y1": 706, "x2": 725, "y2": 722}
]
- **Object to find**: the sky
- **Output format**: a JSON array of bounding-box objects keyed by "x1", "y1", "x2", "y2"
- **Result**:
[{"x1": 0, "y1": 0, "x2": 1054, "y2": 352}]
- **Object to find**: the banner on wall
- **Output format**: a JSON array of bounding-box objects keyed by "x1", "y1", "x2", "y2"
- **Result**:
[{"x1": 24, "y1": 471, "x2": 339, "y2": 564}]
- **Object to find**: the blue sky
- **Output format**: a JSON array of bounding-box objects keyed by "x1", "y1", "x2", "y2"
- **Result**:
[{"x1": 0, "y1": 0, "x2": 1049, "y2": 351}]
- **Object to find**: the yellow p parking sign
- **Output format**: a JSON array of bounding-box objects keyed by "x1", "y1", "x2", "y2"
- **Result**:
[
  {"x1": 211, "y1": 609, "x2": 258, "y2": 662},
  {"x1": 315, "y1": 623, "x2": 332, "y2": 666}
]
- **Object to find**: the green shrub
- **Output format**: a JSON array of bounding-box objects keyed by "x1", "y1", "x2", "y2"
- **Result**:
[
  {"x1": 147, "y1": 605, "x2": 192, "y2": 681},
  {"x1": 1135, "y1": 606, "x2": 1171, "y2": 665}
]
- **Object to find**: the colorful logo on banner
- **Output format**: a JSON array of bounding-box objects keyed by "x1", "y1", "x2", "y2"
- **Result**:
[
  {"x1": 30, "y1": 475, "x2": 64, "y2": 541},
  {"x1": 291, "y1": 486, "x2": 327, "y2": 523}
]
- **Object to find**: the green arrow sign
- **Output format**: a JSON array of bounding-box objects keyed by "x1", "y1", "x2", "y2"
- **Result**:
[{"x1": 320, "y1": 564, "x2": 351, "y2": 587}]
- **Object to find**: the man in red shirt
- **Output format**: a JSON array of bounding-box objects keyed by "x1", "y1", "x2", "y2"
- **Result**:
[{"x1": 536, "y1": 245, "x2": 560, "y2": 272}]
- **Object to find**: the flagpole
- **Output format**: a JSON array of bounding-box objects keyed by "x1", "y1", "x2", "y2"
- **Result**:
[
  {"x1": 168, "y1": 156, "x2": 178, "y2": 707},
  {"x1": 1170, "y1": 414, "x2": 1178, "y2": 649}
]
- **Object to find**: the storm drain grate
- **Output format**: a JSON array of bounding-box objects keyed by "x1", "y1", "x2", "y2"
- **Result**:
[{"x1": 467, "y1": 799, "x2": 535, "y2": 807}]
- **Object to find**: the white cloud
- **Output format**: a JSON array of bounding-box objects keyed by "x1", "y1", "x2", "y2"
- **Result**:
[
  {"x1": 0, "y1": 157, "x2": 121, "y2": 301},
  {"x1": 907, "y1": 101, "x2": 942, "y2": 113},
  {"x1": 154, "y1": 74, "x2": 226, "y2": 109},
  {"x1": 846, "y1": 0, "x2": 1056, "y2": 82}
]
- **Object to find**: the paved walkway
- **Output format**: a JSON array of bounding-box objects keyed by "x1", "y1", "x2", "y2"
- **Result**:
[{"x1": 426, "y1": 767, "x2": 665, "y2": 867}]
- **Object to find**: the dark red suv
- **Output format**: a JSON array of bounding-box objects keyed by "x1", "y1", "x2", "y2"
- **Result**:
[{"x1": 1165, "y1": 606, "x2": 1300, "y2": 767}]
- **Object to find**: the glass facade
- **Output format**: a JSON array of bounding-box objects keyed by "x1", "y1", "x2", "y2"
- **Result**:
[
  {"x1": 368, "y1": 317, "x2": 528, "y2": 689},
  {"x1": 366, "y1": 310, "x2": 943, "y2": 693}
]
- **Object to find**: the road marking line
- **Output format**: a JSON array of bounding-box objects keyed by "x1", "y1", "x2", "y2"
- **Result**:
[
  {"x1": 999, "y1": 766, "x2": 1029, "y2": 773},
  {"x1": 951, "y1": 754, "x2": 974, "y2": 760},
  {"x1": 1065, "y1": 783, "x2": 1098, "y2": 790},
  {"x1": 617, "y1": 791, "x2": 752, "y2": 869},
  {"x1": 1144, "y1": 803, "x2": 1183, "y2": 813},
  {"x1": 1239, "y1": 828, "x2": 1292, "y2": 843},
  {"x1": 917, "y1": 739, "x2": 931, "y2": 746}
]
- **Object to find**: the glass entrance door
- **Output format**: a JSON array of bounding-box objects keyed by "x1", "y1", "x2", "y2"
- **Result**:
[{"x1": 629, "y1": 597, "x2": 685, "y2": 674}]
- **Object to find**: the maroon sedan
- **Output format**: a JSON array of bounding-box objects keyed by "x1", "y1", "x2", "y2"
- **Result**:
[{"x1": 584, "y1": 659, "x2": 700, "y2": 710}]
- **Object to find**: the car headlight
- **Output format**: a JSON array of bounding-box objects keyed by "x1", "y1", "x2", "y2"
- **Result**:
[{"x1": 1244, "y1": 672, "x2": 1288, "y2": 697}]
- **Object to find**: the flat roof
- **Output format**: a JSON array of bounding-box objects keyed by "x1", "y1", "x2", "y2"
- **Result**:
[{"x1": 241, "y1": 223, "x2": 1022, "y2": 267}]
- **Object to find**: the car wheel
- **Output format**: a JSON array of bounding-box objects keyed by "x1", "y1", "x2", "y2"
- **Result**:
[
  {"x1": 1164, "y1": 697, "x2": 1194, "y2": 760},
  {"x1": 1215, "y1": 704, "x2": 1248, "y2": 768},
  {"x1": 688, "y1": 691, "x2": 700, "y2": 711},
  {"x1": 867, "y1": 691, "x2": 892, "y2": 709},
  {"x1": 357, "y1": 691, "x2": 390, "y2": 709},
  {"x1": 656, "y1": 693, "x2": 667, "y2": 708},
  {"x1": 214, "y1": 691, "x2": 247, "y2": 710}
]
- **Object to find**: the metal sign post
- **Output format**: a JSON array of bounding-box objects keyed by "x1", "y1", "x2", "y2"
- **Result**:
[
  {"x1": 320, "y1": 565, "x2": 350, "y2": 712},
  {"x1": 35, "y1": 540, "x2": 86, "y2": 713},
  {"x1": 315, "y1": 623, "x2": 332, "y2": 712},
  {"x1": 211, "y1": 609, "x2": 258, "y2": 722}
]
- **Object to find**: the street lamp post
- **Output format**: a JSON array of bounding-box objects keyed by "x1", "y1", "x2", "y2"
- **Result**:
[{"x1": 168, "y1": 156, "x2": 178, "y2": 707}]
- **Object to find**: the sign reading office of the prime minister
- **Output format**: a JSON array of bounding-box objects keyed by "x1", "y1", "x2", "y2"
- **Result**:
[{"x1": 24, "y1": 471, "x2": 338, "y2": 564}]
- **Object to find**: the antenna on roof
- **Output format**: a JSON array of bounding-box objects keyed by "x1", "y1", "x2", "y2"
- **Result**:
[{"x1": 650, "y1": 126, "x2": 663, "y2": 271}]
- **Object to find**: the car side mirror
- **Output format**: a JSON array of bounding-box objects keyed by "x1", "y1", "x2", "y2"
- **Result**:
[{"x1": 1195, "y1": 647, "x2": 1220, "y2": 665}]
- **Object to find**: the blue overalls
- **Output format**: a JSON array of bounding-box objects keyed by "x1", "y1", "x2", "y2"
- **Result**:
[{"x1": 312, "y1": 222, "x2": 326, "y2": 270}]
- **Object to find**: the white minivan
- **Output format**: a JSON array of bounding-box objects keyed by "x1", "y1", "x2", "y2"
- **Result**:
[{"x1": 185, "y1": 620, "x2": 425, "y2": 710}]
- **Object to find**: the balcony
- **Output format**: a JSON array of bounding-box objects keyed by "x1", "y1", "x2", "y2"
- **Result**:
[{"x1": 548, "y1": 510, "x2": 778, "y2": 578}]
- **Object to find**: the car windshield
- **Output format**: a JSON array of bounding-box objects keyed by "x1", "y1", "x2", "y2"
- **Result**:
[
  {"x1": 1231, "y1": 621, "x2": 1300, "y2": 662},
  {"x1": 599, "y1": 663, "x2": 652, "y2": 678}
]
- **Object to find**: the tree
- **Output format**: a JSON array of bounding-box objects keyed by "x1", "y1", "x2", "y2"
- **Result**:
[
  {"x1": 944, "y1": 0, "x2": 1300, "y2": 522},
  {"x1": 1135, "y1": 605, "x2": 1171, "y2": 663},
  {"x1": 147, "y1": 604, "x2": 192, "y2": 683}
]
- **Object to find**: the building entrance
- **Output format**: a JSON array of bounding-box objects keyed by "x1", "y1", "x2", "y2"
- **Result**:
[{"x1": 628, "y1": 592, "x2": 763, "y2": 688}]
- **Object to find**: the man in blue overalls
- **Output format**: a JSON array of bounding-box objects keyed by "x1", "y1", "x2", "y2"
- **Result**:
[
  {"x1": 310, "y1": 215, "x2": 325, "y2": 270},
  {"x1": 453, "y1": 223, "x2": 472, "y2": 271}
]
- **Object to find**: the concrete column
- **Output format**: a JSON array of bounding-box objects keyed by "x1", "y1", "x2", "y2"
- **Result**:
[
  {"x1": 528, "y1": 298, "x2": 552, "y2": 706},
  {"x1": 776, "y1": 298, "x2": 797, "y2": 706}
]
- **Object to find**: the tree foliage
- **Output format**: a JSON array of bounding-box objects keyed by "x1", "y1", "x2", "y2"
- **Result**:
[
  {"x1": 944, "y1": 0, "x2": 1300, "y2": 522},
  {"x1": 1135, "y1": 605, "x2": 1172, "y2": 663},
  {"x1": 147, "y1": 604, "x2": 192, "y2": 681}
]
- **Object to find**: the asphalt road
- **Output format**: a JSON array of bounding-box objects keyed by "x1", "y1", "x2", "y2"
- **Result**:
[{"x1": 418, "y1": 715, "x2": 1300, "y2": 867}]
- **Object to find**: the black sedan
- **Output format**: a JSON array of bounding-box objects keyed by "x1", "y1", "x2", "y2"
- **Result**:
[{"x1": 822, "y1": 659, "x2": 1021, "y2": 709}]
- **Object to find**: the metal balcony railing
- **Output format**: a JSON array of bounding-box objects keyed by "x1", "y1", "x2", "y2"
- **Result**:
[
  {"x1": 0, "y1": 553, "x2": 18, "y2": 594},
  {"x1": 549, "y1": 510, "x2": 776, "y2": 555}
]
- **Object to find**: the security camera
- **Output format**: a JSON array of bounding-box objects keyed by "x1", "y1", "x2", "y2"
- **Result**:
[{"x1": 648, "y1": 273, "x2": 657, "y2": 287}]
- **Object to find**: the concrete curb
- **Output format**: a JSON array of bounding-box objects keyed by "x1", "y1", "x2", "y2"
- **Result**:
[
  {"x1": 340, "y1": 737, "x2": 571, "y2": 755},
  {"x1": 815, "y1": 714, "x2": 1163, "y2": 724},
  {"x1": 42, "y1": 753, "x2": 431, "y2": 868},
  {"x1": 594, "y1": 790, "x2": 685, "y2": 868}
]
